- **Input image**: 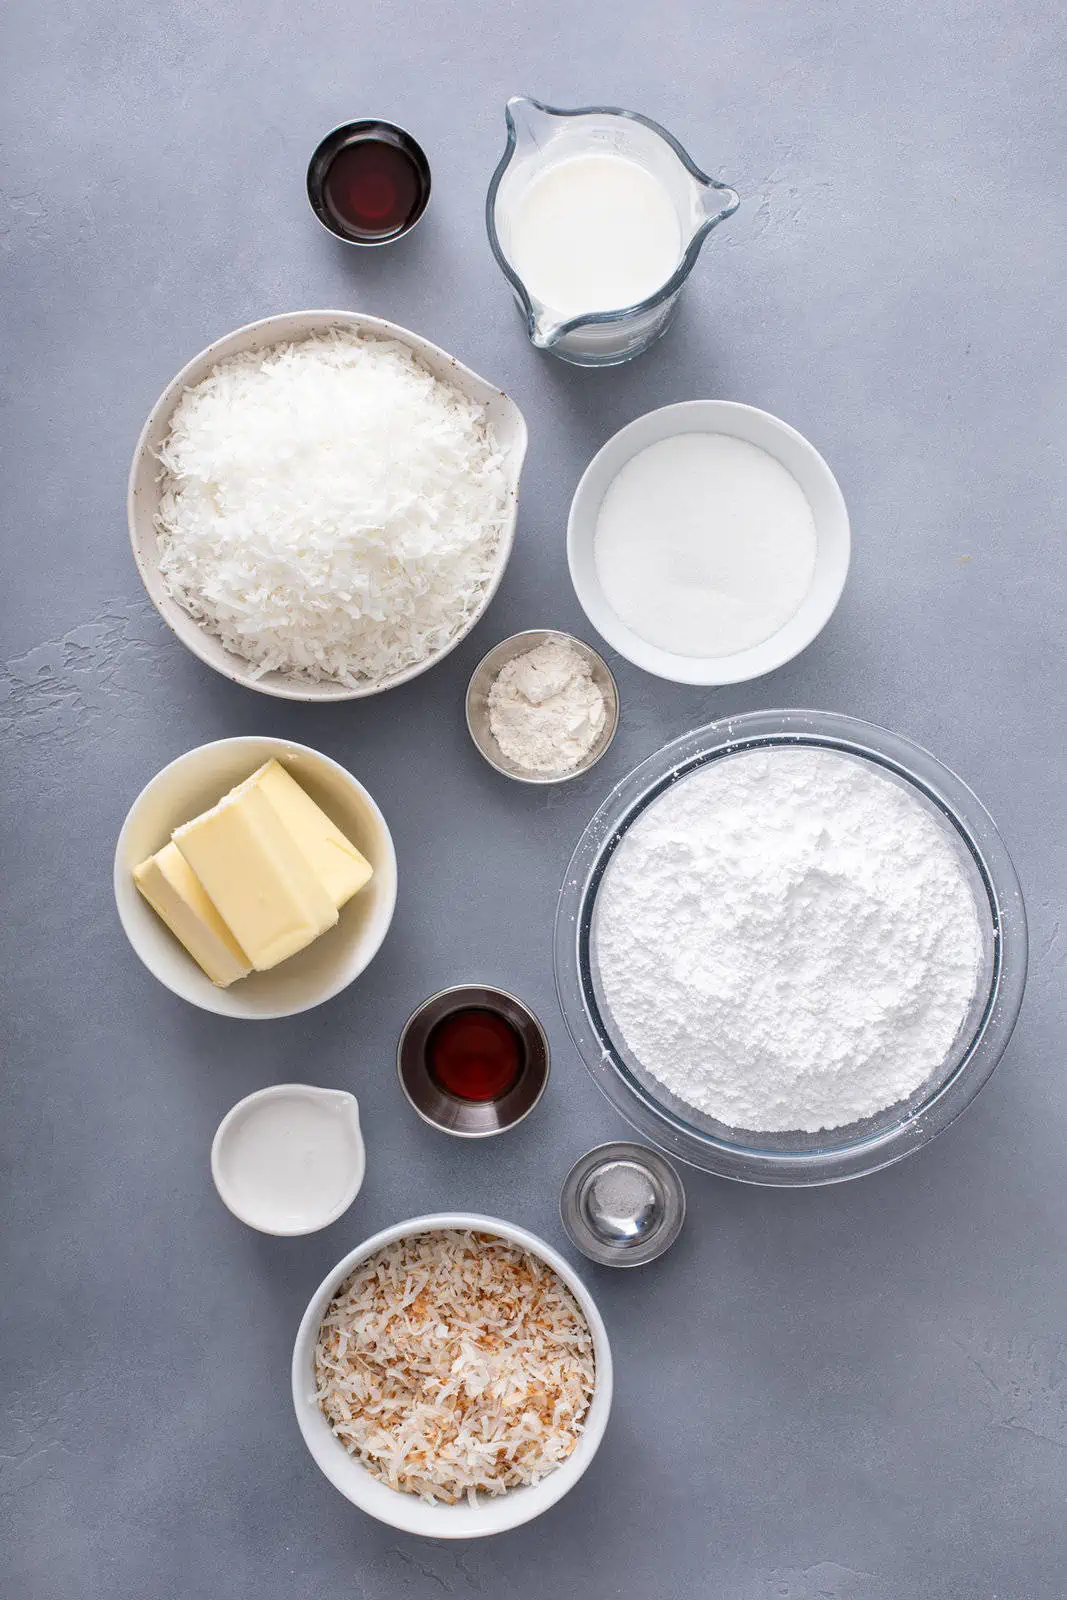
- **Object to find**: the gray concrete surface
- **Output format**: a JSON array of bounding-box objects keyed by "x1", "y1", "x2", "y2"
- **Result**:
[{"x1": 3, "y1": 3, "x2": 1066, "y2": 1597}]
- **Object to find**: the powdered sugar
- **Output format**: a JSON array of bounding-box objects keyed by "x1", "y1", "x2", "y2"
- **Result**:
[{"x1": 594, "y1": 746, "x2": 982, "y2": 1133}]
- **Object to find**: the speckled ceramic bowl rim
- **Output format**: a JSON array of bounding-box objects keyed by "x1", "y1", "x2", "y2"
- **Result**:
[{"x1": 127, "y1": 309, "x2": 527, "y2": 702}]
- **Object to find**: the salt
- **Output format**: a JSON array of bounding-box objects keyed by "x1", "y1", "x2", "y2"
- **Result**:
[{"x1": 593, "y1": 433, "x2": 818, "y2": 658}]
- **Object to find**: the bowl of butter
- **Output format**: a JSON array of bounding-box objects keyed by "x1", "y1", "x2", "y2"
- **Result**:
[{"x1": 114, "y1": 737, "x2": 397, "y2": 1018}]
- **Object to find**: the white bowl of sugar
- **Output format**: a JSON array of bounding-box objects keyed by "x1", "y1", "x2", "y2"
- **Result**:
[{"x1": 567, "y1": 400, "x2": 850, "y2": 685}]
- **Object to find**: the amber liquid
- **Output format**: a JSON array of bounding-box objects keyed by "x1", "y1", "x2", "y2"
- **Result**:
[
  {"x1": 426, "y1": 1009, "x2": 524, "y2": 1102},
  {"x1": 322, "y1": 138, "x2": 425, "y2": 240}
]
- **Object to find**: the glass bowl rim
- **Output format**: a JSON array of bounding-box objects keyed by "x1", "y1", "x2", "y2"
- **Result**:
[{"x1": 553, "y1": 709, "x2": 1028, "y2": 1186}]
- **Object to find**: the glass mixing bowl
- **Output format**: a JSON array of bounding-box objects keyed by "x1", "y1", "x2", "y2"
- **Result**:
[{"x1": 554, "y1": 710, "x2": 1028, "y2": 1185}]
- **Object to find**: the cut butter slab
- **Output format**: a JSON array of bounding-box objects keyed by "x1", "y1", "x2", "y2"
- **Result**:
[
  {"x1": 239, "y1": 761, "x2": 373, "y2": 909},
  {"x1": 133, "y1": 842, "x2": 252, "y2": 988},
  {"x1": 173, "y1": 782, "x2": 338, "y2": 971}
]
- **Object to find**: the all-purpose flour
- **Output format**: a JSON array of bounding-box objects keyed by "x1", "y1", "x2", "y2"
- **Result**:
[
  {"x1": 488, "y1": 639, "x2": 606, "y2": 775},
  {"x1": 594, "y1": 747, "x2": 982, "y2": 1133}
]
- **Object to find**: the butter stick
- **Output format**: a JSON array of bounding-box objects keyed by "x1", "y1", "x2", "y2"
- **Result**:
[
  {"x1": 240, "y1": 760, "x2": 373, "y2": 910},
  {"x1": 173, "y1": 782, "x2": 338, "y2": 971},
  {"x1": 133, "y1": 842, "x2": 252, "y2": 988}
]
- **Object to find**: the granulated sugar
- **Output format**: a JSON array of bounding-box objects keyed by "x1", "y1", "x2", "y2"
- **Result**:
[
  {"x1": 594, "y1": 746, "x2": 982, "y2": 1133},
  {"x1": 593, "y1": 434, "x2": 817, "y2": 658}
]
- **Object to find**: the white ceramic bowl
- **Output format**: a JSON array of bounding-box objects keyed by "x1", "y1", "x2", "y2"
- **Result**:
[
  {"x1": 128, "y1": 309, "x2": 528, "y2": 701},
  {"x1": 567, "y1": 400, "x2": 850, "y2": 685},
  {"x1": 211, "y1": 1085, "x2": 366, "y2": 1234},
  {"x1": 292, "y1": 1213, "x2": 613, "y2": 1538},
  {"x1": 113, "y1": 736, "x2": 397, "y2": 1019}
]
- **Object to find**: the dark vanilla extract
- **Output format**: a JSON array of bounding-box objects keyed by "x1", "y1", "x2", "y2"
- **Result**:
[
  {"x1": 322, "y1": 136, "x2": 425, "y2": 241},
  {"x1": 426, "y1": 1008, "x2": 523, "y2": 1102}
]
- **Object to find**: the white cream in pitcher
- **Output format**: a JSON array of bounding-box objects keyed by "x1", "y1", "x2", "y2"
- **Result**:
[
  {"x1": 504, "y1": 152, "x2": 683, "y2": 317},
  {"x1": 214, "y1": 1088, "x2": 364, "y2": 1234}
]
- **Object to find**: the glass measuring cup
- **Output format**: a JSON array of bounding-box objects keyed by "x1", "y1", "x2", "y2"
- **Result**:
[{"x1": 486, "y1": 97, "x2": 740, "y2": 367}]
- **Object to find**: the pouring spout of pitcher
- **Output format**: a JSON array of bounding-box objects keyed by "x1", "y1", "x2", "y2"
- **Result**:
[
  {"x1": 697, "y1": 179, "x2": 741, "y2": 232},
  {"x1": 529, "y1": 311, "x2": 567, "y2": 349},
  {"x1": 504, "y1": 95, "x2": 559, "y2": 152}
]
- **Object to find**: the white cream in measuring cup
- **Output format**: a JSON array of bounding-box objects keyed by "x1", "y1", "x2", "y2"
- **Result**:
[
  {"x1": 505, "y1": 152, "x2": 683, "y2": 319},
  {"x1": 211, "y1": 1084, "x2": 365, "y2": 1235},
  {"x1": 488, "y1": 100, "x2": 739, "y2": 365}
]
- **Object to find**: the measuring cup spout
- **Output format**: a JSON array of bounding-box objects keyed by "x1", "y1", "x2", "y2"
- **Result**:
[
  {"x1": 529, "y1": 312, "x2": 566, "y2": 349},
  {"x1": 698, "y1": 179, "x2": 741, "y2": 231},
  {"x1": 487, "y1": 97, "x2": 741, "y2": 365},
  {"x1": 505, "y1": 95, "x2": 557, "y2": 150}
]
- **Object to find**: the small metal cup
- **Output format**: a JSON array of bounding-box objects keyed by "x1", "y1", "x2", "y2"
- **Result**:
[
  {"x1": 561, "y1": 1142, "x2": 686, "y2": 1266},
  {"x1": 466, "y1": 630, "x2": 619, "y2": 784},
  {"x1": 397, "y1": 985, "x2": 550, "y2": 1137},
  {"x1": 306, "y1": 119, "x2": 431, "y2": 246}
]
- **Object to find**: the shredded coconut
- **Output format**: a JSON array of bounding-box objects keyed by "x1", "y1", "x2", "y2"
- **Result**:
[
  {"x1": 313, "y1": 1230, "x2": 595, "y2": 1504},
  {"x1": 488, "y1": 639, "x2": 606, "y2": 774},
  {"x1": 155, "y1": 332, "x2": 510, "y2": 687},
  {"x1": 594, "y1": 746, "x2": 982, "y2": 1133}
]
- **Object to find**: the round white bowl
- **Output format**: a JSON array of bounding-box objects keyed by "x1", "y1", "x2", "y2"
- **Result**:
[
  {"x1": 292, "y1": 1213, "x2": 613, "y2": 1538},
  {"x1": 113, "y1": 736, "x2": 397, "y2": 1019},
  {"x1": 211, "y1": 1085, "x2": 366, "y2": 1234},
  {"x1": 567, "y1": 400, "x2": 850, "y2": 685},
  {"x1": 128, "y1": 309, "x2": 528, "y2": 702}
]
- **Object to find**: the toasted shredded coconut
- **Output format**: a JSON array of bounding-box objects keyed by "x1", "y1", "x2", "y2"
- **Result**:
[
  {"x1": 313, "y1": 1230, "x2": 596, "y2": 1504},
  {"x1": 155, "y1": 332, "x2": 510, "y2": 687}
]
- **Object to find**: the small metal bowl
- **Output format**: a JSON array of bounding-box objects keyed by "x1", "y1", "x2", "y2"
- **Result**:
[
  {"x1": 397, "y1": 984, "x2": 550, "y2": 1137},
  {"x1": 307, "y1": 119, "x2": 431, "y2": 246},
  {"x1": 466, "y1": 629, "x2": 619, "y2": 784},
  {"x1": 561, "y1": 1142, "x2": 686, "y2": 1267}
]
